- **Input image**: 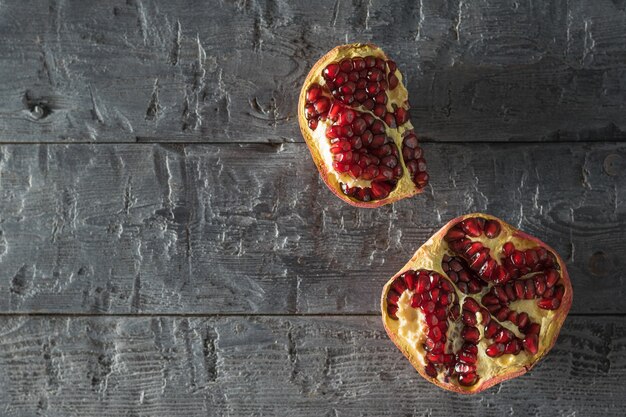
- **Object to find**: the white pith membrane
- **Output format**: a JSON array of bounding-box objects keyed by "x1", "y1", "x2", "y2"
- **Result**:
[
  {"x1": 383, "y1": 215, "x2": 568, "y2": 392},
  {"x1": 302, "y1": 45, "x2": 418, "y2": 199}
]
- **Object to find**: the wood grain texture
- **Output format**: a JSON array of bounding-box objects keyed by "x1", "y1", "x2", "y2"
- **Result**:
[
  {"x1": 0, "y1": 143, "x2": 623, "y2": 314},
  {"x1": 0, "y1": 315, "x2": 622, "y2": 417},
  {"x1": 1, "y1": 0, "x2": 626, "y2": 143}
]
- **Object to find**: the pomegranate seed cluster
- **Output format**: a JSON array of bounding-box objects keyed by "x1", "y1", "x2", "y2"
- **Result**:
[
  {"x1": 386, "y1": 217, "x2": 566, "y2": 387},
  {"x1": 303, "y1": 55, "x2": 428, "y2": 202}
]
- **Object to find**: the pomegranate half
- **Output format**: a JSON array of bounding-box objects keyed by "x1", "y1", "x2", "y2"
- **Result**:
[
  {"x1": 298, "y1": 43, "x2": 428, "y2": 207},
  {"x1": 381, "y1": 214, "x2": 572, "y2": 393}
]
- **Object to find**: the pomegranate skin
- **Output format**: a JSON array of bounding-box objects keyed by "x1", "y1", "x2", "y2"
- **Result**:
[
  {"x1": 298, "y1": 43, "x2": 426, "y2": 208},
  {"x1": 381, "y1": 213, "x2": 573, "y2": 394}
]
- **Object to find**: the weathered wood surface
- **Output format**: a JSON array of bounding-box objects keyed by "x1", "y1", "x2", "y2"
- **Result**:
[
  {"x1": 1, "y1": 0, "x2": 626, "y2": 143},
  {"x1": 0, "y1": 143, "x2": 623, "y2": 314},
  {"x1": 0, "y1": 315, "x2": 622, "y2": 417}
]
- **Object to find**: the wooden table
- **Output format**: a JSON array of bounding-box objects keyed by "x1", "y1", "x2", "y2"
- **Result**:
[{"x1": 0, "y1": 1, "x2": 624, "y2": 415}]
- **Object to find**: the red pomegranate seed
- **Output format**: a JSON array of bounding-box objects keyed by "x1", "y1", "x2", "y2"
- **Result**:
[
  {"x1": 483, "y1": 220, "x2": 501, "y2": 238},
  {"x1": 337, "y1": 109, "x2": 355, "y2": 125},
  {"x1": 457, "y1": 350, "x2": 477, "y2": 364},
  {"x1": 403, "y1": 134, "x2": 418, "y2": 148},
  {"x1": 538, "y1": 298, "x2": 560, "y2": 310},
  {"x1": 485, "y1": 304, "x2": 501, "y2": 314},
  {"x1": 424, "y1": 338, "x2": 443, "y2": 353},
  {"x1": 424, "y1": 363, "x2": 437, "y2": 378},
  {"x1": 403, "y1": 272, "x2": 416, "y2": 290},
  {"x1": 486, "y1": 343, "x2": 505, "y2": 357},
  {"x1": 492, "y1": 266, "x2": 509, "y2": 284},
  {"x1": 494, "y1": 329, "x2": 514, "y2": 343},
  {"x1": 523, "y1": 334, "x2": 539, "y2": 354},
  {"x1": 395, "y1": 108, "x2": 408, "y2": 125},
  {"x1": 481, "y1": 294, "x2": 500, "y2": 306},
  {"x1": 307, "y1": 85, "x2": 323, "y2": 102},
  {"x1": 371, "y1": 181, "x2": 391, "y2": 199},
  {"x1": 440, "y1": 279, "x2": 453, "y2": 292},
  {"x1": 339, "y1": 58, "x2": 353, "y2": 72},
  {"x1": 461, "y1": 218, "x2": 483, "y2": 237},
  {"x1": 492, "y1": 287, "x2": 508, "y2": 303},
  {"x1": 479, "y1": 258, "x2": 497, "y2": 280},
  {"x1": 534, "y1": 275, "x2": 547, "y2": 295},
  {"x1": 555, "y1": 285, "x2": 565, "y2": 301},
  {"x1": 462, "y1": 343, "x2": 478, "y2": 355},
  {"x1": 323, "y1": 63, "x2": 340, "y2": 79},
  {"x1": 327, "y1": 102, "x2": 343, "y2": 120},
  {"x1": 387, "y1": 304, "x2": 398, "y2": 318},
  {"x1": 543, "y1": 287, "x2": 555, "y2": 298},
  {"x1": 461, "y1": 326, "x2": 480, "y2": 343},
  {"x1": 444, "y1": 227, "x2": 466, "y2": 242},
  {"x1": 503, "y1": 242, "x2": 515, "y2": 256},
  {"x1": 387, "y1": 289, "x2": 400, "y2": 305},
  {"x1": 305, "y1": 104, "x2": 317, "y2": 119},
  {"x1": 507, "y1": 311, "x2": 518, "y2": 324},
  {"x1": 480, "y1": 307, "x2": 491, "y2": 325},
  {"x1": 455, "y1": 362, "x2": 476, "y2": 374},
  {"x1": 449, "y1": 304, "x2": 461, "y2": 320},
  {"x1": 366, "y1": 82, "x2": 379, "y2": 95},
  {"x1": 439, "y1": 293, "x2": 451, "y2": 306},
  {"x1": 524, "y1": 280, "x2": 536, "y2": 299},
  {"x1": 517, "y1": 312, "x2": 529, "y2": 329},
  {"x1": 462, "y1": 311, "x2": 477, "y2": 326},
  {"x1": 514, "y1": 281, "x2": 525, "y2": 299},
  {"x1": 457, "y1": 270, "x2": 469, "y2": 282},
  {"x1": 496, "y1": 307, "x2": 510, "y2": 322},
  {"x1": 308, "y1": 119, "x2": 318, "y2": 130},
  {"x1": 425, "y1": 314, "x2": 439, "y2": 327},
  {"x1": 340, "y1": 81, "x2": 356, "y2": 95},
  {"x1": 504, "y1": 282, "x2": 516, "y2": 301},
  {"x1": 504, "y1": 340, "x2": 522, "y2": 354},
  {"x1": 524, "y1": 323, "x2": 541, "y2": 335},
  {"x1": 334, "y1": 72, "x2": 348, "y2": 85},
  {"x1": 468, "y1": 280, "x2": 482, "y2": 293},
  {"x1": 430, "y1": 288, "x2": 441, "y2": 304},
  {"x1": 367, "y1": 68, "x2": 384, "y2": 82},
  {"x1": 388, "y1": 74, "x2": 399, "y2": 90},
  {"x1": 470, "y1": 249, "x2": 490, "y2": 270},
  {"x1": 426, "y1": 352, "x2": 443, "y2": 364},
  {"x1": 525, "y1": 249, "x2": 539, "y2": 266},
  {"x1": 464, "y1": 242, "x2": 483, "y2": 257},
  {"x1": 429, "y1": 326, "x2": 443, "y2": 341},
  {"x1": 485, "y1": 321, "x2": 500, "y2": 339},
  {"x1": 422, "y1": 301, "x2": 436, "y2": 314},
  {"x1": 410, "y1": 294, "x2": 421, "y2": 308},
  {"x1": 511, "y1": 251, "x2": 525, "y2": 267},
  {"x1": 415, "y1": 274, "x2": 429, "y2": 294},
  {"x1": 458, "y1": 372, "x2": 478, "y2": 386},
  {"x1": 383, "y1": 112, "x2": 396, "y2": 128},
  {"x1": 463, "y1": 298, "x2": 480, "y2": 313},
  {"x1": 373, "y1": 104, "x2": 386, "y2": 119},
  {"x1": 391, "y1": 278, "x2": 407, "y2": 294}
]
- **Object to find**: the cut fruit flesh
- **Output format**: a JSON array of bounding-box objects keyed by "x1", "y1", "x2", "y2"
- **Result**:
[
  {"x1": 298, "y1": 43, "x2": 428, "y2": 207},
  {"x1": 382, "y1": 213, "x2": 572, "y2": 394}
]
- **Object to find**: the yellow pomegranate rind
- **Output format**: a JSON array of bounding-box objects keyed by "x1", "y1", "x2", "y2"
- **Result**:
[
  {"x1": 381, "y1": 213, "x2": 573, "y2": 394},
  {"x1": 297, "y1": 43, "x2": 424, "y2": 208}
]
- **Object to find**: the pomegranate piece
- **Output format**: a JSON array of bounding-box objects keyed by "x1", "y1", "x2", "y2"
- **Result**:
[
  {"x1": 382, "y1": 214, "x2": 572, "y2": 394},
  {"x1": 299, "y1": 43, "x2": 427, "y2": 207}
]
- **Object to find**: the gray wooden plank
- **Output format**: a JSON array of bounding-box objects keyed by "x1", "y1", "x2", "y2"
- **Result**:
[
  {"x1": 0, "y1": 315, "x2": 622, "y2": 417},
  {"x1": 0, "y1": 143, "x2": 623, "y2": 314},
  {"x1": 1, "y1": 0, "x2": 626, "y2": 143}
]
